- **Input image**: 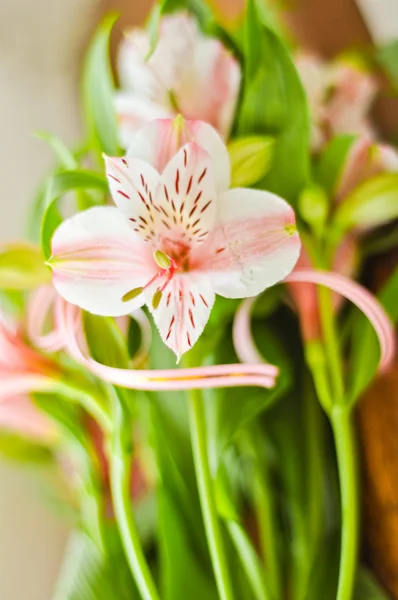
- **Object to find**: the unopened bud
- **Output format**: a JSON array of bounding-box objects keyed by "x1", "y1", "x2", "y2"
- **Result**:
[{"x1": 298, "y1": 185, "x2": 329, "y2": 237}]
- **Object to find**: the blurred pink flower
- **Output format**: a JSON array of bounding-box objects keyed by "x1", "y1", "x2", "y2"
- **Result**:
[
  {"x1": 296, "y1": 52, "x2": 377, "y2": 150},
  {"x1": 0, "y1": 311, "x2": 58, "y2": 441},
  {"x1": 48, "y1": 117, "x2": 300, "y2": 360},
  {"x1": 336, "y1": 137, "x2": 398, "y2": 202},
  {"x1": 287, "y1": 240, "x2": 358, "y2": 340},
  {"x1": 115, "y1": 12, "x2": 241, "y2": 146}
]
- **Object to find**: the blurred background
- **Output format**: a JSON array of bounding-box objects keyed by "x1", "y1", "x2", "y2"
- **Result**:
[{"x1": 0, "y1": 0, "x2": 397, "y2": 597}]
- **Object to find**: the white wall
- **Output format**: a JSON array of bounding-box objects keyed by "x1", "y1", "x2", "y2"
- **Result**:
[{"x1": 0, "y1": 0, "x2": 100, "y2": 597}]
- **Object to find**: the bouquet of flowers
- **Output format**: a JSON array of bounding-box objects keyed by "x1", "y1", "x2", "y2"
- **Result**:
[{"x1": 1, "y1": 1, "x2": 397, "y2": 598}]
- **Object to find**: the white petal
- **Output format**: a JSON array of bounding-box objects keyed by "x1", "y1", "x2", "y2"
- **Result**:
[
  {"x1": 146, "y1": 273, "x2": 215, "y2": 360},
  {"x1": 115, "y1": 92, "x2": 173, "y2": 148},
  {"x1": 177, "y1": 38, "x2": 241, "y2": 140},
  {"x1": 50, "y1": 207, "x2": 158, "y2": 316},
  {"x1": 153, "y1": 142, "x2": 217, "y2": 248},
  {"x1": 190, "y1": 188, "x2": 300, "y2": 298},
  {"x1": 126, "y1": 118, "x2": 230, "y2": 192},
  {"x1": 104, "y1": 154, "x2": 161, "y2": 243}
]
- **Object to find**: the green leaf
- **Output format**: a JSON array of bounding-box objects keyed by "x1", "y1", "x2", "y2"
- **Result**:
[
  {"x1": 333, "y1": 173, "x2": 398, "y2": 233},
  {"x1": 0, "y1": 242, "x2": 51, "y2": 289},
  {"x1": 41, "y1": 169, "x2": 108, "y2": 259},
  {"x1": 238, "y1": 0, "x2": 310, "y2": 203},
  {"x1": 83, "y1": 313, "x2": 130, "y2": 369},
  {"x1": 210, "y1": 318, "x2": 292, "y2": 463},
  {"x1": 349, "y1": 265, "x2": 398, "y2": 402},
  {"x1": 0, "y1": 430, "x2": 53, "y2": 464},
  {"x1": 160, "y1": 0, "x2": 213, "y2": 27},
  {"x1": 228, "y1": 136, "x2": 274, "y2": 187},
  {"x1": 377, "y1": 40, "x2": 398, "y2": 94},
  {"x1": 35, "y1": 131, "x2": 78, "y2": 169},
  {"x1": 315, "y1": 134, "x2": 357, "y2": 195},
  {"x1": 82, "y1": 13, "x2": 120, "y2": 157},
  {"x1": 354, "y1": 568, "x2": 391, "y2": 600},
  {"x1": 53, "y1": 529, "x2": 138, "y2": 600},
  {"x1": 158, "y1": 487, "x2": 217, "y2": 600}
]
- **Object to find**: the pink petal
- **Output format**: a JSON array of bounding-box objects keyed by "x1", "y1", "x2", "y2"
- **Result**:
[
  {"x1": 50, "y1": 207, "x2": 158, "y2": 316},
  {"x1": 0, "y1": 396, "x2": 57, "y2": 441},
  {"x1": 126, "y1": 118, "x2": 230, "y2": 192},
  {"x1": 117, "y1": 14, "x2": 240, "y2": 141},
  {"x1": 58, "y1": 299, "x2": 277, "y2": 389},
  {"x1": 175, "y1": 37, "x2": 240, "y2": 139},
  {"x1": 233, "y1": 297, "x2": 267, "y2": 364},
  {"x1": 286, "y1": 269, "x2": 396, "y2": 373},
  {"x1": 325, "y1": 62, "x2": 377, "y2": 139},
  {"x1": 336, "y1": 138, "x2": 398, "y2": 201},
  {"x1": 154, "y1": 142, "x2": 217, "y2": 248},
  {"x1": 190, "y1": 188, "x2": 300, "y2": 298},
  {"x1": 145, "y1": 273, "x2": 215, "y2": 360},
  {"x1": 115, "y1": 92, "x2": 173, "y2": 148}
]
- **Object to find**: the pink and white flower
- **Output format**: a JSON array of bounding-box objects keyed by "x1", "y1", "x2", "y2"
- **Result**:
[
  {"x1": 336, "y1": 137, "x2": 398, "y2": 202},
  {"x1": 48, "y1": 117, "x2": 300, "y2": 360},
  {"x1": 116, "y1": 13, "x2": 241, "y2": 146},
  {"x1": 295, "y1": 52, "x2": 377, "y2": 150},
  {"x1": 0, "y1": 310, "x2": 58, "y2": 440}
]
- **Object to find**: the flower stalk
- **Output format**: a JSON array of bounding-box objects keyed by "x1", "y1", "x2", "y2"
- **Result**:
[
  {"x1": 109, "y1": 398, "x2": 160, "y2": 600},
  {"x1": 187, "y1": 385, "x2": 235, "y2": 600}
]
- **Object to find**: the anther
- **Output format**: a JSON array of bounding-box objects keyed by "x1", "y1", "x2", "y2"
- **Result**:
[
  {"x1": 122, "y1": 287, "x2": 143, "y2": 302},
  {"x1": 152, "y1": 289, "x2": 163, "y2": 309},
  {"x1": 154, "y1": 250, "x2": 171, "y2": 270}
]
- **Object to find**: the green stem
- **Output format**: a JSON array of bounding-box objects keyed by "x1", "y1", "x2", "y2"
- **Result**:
[
  {"x1": 249, "y1": 432, "x2": 281, "y2": 600},
  {"x1": 55, "y1": 380, "x2": 111, "y2": 433},
  {"x1": 109, "y1": 402, "x2": 160, "y2": 600},
  {"x1": 301, "y1": 377, "x2": 324, "y2": 597},
  {"x1": 188, "y1": 388, "x2": 235, "y2": 600},
  {"x1": 330, "y1": 406, "x2": 359, "y2": 600},
  {"x1": 317, "y1": 286, "x2": 345, "y2": 403}
]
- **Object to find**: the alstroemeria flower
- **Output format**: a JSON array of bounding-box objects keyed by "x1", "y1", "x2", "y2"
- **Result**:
[
  {"x1": 287, "y1": 240, "x2": 358, "y2": 340},
  {"x1": 0, "y1": 310, "x2": 58, "y2": 399},
  {"x1": 296, "y1": 52, "x2": 377, "y2": 150},
  {"x1": 0, "y1": 310, "x2": 58, "y2": 440},
  {"x1": 116, "y1": 13, "x2": 241, "y2": 146},
  {"x1": 49, "y1": 118, "x2": 300, "y2": 359},
  {"x1": 0, "y1": 396, "x2": 57, "y2": 442},
  {"x1": 336, "y1": 137, "x2": 398, "y2": 202}
]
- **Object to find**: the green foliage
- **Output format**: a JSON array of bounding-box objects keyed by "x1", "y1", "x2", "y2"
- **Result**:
[
  {"x1": 228, "y1": 135, "x2": 275, "y2": 187},
  {"x1": 315, "y1": 134, "x2": 357, "y2": 195},
  {"x1": 348, "y1": 265, "x2": 398, "y2": 402},
  {"x1": 0, "y1": 242, "x2": 51, "y2": 289},
  {"x1": 53, "y1": 529, "x2": 138, "y2": 600},
  {"x1": 333, "y1": 173, "x2": 398, "y2": 234},
  {"x1": 238, "y1": 0, "x2": 310, "y2": 203},
  {"x1": 209, "y1": 313, "x2": 294, "y2": 465},
  {"x1": 158, "y1": 488, "x2": 218, "y2": 600},
  {"x1": 0, "y1": 430, "x2": 54, "y2": 464},
  {"x1": 83, "y1": 313, "x2": 130, "y2": 369},
  {"x1": 82, "y1": 13, "x2": 121, "y2": 158},
  {"x1": 41, "y1": 169, "x2": 108, "y2": 259},
  {"x1": 35, "y1": 131, "x2": 78, "y2": 169},
  {"x1": 377, "y1": 39, "x2": 398, "y2": 94},
  {"x1": 354, "y1": 568, "x2": 392, "y2": 600}
]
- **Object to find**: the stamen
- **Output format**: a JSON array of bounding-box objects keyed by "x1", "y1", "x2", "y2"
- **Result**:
[
  {"x1": 152, "y1": 290, "x2": 163, "y2": 309},
  {"x1": 154, "y1": 250, "x2": 171, "y2": 270},
  {"x1": 122, "y1": 287, "x2": 143, "y2": 302}
]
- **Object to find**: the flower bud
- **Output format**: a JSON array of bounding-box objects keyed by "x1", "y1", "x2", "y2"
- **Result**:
[{"x1": 228, "y1": 136, "x2": 274, "y2": 187}]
